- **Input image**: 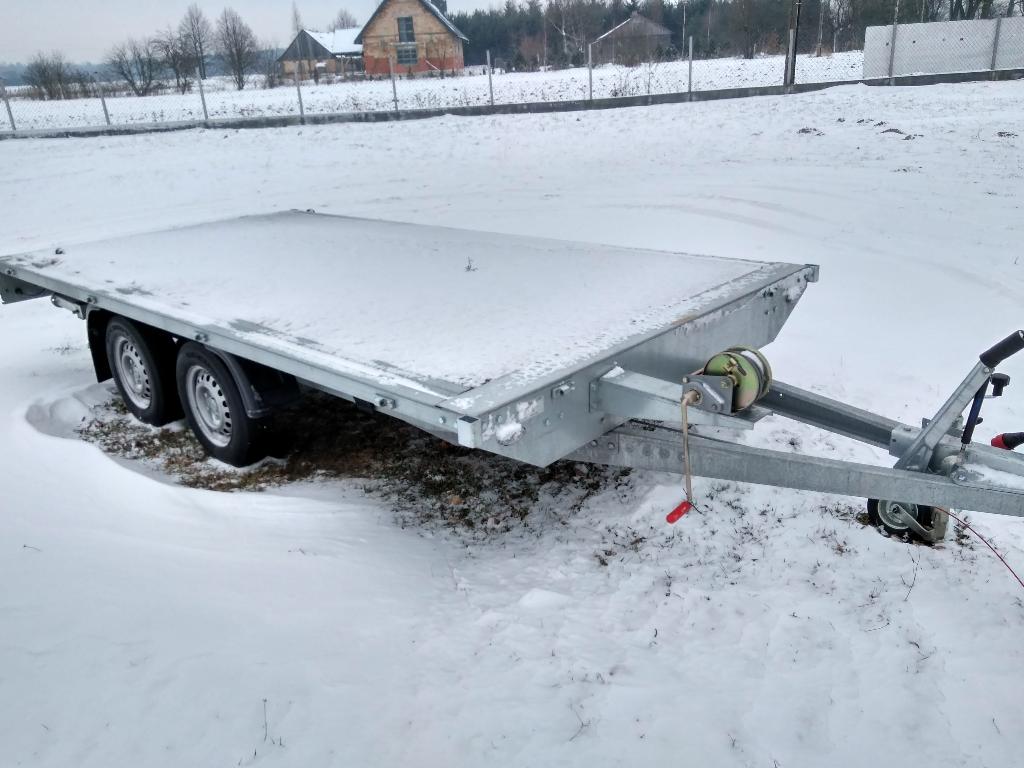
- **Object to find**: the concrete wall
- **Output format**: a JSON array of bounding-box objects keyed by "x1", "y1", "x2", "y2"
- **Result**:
[{"x1": 865, "y1": 18, "x2": 1024, "y2": 78}]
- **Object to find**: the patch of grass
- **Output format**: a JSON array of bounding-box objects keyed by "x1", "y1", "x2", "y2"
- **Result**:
[
  {"x1": 78, "y1": 392, "x2": 631, "y2": 537},
  {"x1": 821, "y1": 501, "x2": 871, "y2": 528}
]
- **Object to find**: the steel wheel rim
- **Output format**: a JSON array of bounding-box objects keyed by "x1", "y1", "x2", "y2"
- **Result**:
[
  {"x1": 185, "y1": 364, "x2": 232, "y2": 448},
  {"x1": 112, "y1": 333, "x2": 152, "y2": 410},
  {"x1": 878, "y1": 500, "x2": 918, "y2": 531}
]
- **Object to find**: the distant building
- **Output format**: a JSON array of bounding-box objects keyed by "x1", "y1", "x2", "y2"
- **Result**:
[
  {"x1": 278, "y1": 28, "x2": 364, "y2": 79},
  {"x1": 355, "y1": 0, "x2": 468, "y2": 76},
  {"x1": 592, "y1": 12, "x2": 673, "y2": 65}
]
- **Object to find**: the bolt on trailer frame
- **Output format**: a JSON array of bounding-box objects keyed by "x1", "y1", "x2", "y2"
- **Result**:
[{"x1": 1, "y1": 211, "x2": 1023, "y2": 540}]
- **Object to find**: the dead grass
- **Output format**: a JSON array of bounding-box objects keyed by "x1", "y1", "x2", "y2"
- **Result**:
[
  {"x1": 821, "y1": 501, "x2": 872, "y2": 528},
  {"x1": 78, "y1": 392, "x2": 631, "y2": 537}
]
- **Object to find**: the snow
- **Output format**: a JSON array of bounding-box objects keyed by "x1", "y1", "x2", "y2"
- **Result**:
[
  {"x1": 2, "y1": 81, "x2": 1024, "y2": 767},
  {"x1": 4, "y1": 212, "x2": 793, "y2": 393},
  {"x1": 305, "y1": 28, "x2": 362, "y2": 55},
  {"x1": 2, "y1": 51, "x2": 864, "y2": 132},
  {"x1": 961, "y1": 463, "x2": 1024, "y2": 492}
]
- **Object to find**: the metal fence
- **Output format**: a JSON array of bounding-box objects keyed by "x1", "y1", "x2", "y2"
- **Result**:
[{"x1": 0, "y1": 17, "x2": 1021, "y2": 137}]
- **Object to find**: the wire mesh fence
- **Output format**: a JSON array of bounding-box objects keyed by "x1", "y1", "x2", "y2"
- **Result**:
[
  {"x1": 1, "y1": 12, "x2": 1021, "y2": 135},
  {"x1": 864, "y1": 16, "x2": 1024, "y2": 78}
]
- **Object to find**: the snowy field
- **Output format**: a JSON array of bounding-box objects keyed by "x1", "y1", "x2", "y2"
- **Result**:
[
  {"x1": 1, "y1": 50, "x2": 863, "y2": 132},
  {"x1": 1, "y1": 81, "x2": 1023, "y2": 767}
]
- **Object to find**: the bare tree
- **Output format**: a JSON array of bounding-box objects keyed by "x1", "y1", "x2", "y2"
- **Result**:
[
  {"x1": 545, "y1": 0, "x2": 605, "y2": 64},
  {"x1": 258, "y1": 41, "x2": 283, "y2": 88},
  {"x1": 425, "y1": 34, "x2": 453, "y2": 77},
  {"x1": 179, "y1": 4, "x2": 213, "y2": 79},
  {"x1": 292, "y1": 2, "x2": 304, "y2": 35},
  {"x1": 155, "y1": 28, "x2": 196, "y2": 94},
  {"x1": 950, "y1": 0, "x2": 994, "y2": 18},
  {"x1": 327, "y1": 8, "x2": 359, "y2": 30},
  {"x1": 23, "y1": 52, "x2": 71, "y2": 100},
  {"x1": 107, "y1": 39, "x2": 159, "y2": 96},
  {"x1": 217, "y1": 8, "x2": 259, "y2": 90},
  {"x1": 67, "y1": 68, "x2": 94, "y2": 99}
]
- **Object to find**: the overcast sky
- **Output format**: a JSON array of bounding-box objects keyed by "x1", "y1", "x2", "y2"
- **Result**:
[{"x1": 0, "y1": 0, "x2": 482, "y2": 63}]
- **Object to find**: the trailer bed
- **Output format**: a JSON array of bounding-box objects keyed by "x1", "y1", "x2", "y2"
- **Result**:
[{"x1": 1, "y1": 211, "x2": 817, "y2": 465}]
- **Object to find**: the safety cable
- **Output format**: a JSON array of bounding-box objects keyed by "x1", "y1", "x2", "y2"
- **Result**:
[
  {"x1": 666, "y1": 391, "x2": 702, "y2": 524},
  {"x1": 681, "y1": 390, "x2": 698, "y2": 504},
  {"x1": 944, "y1": 509, "x2": 1024, "y2": 592}
]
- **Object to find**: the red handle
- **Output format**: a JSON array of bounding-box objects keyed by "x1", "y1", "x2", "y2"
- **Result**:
[
  {"x1": 993, "y1": 433, "x2": 1024, "y2": 451},
  {"x1": 666, "y1": 500, "x2": 693, "y2": 524}
]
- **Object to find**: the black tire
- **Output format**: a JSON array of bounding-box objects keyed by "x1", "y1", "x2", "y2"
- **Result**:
[
  {"x1": 105, "y1": 317, "x2": 180, "y2": 426},
  {"x1": 175, "y1": 342, "x2": 270, "y2": 467},
  {"x1": 867, "y1": 498, "x2": 938, "y2": 541}
]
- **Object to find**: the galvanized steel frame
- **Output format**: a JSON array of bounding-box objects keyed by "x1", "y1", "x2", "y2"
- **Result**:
[
  {"x1": 574, "y1": 368, "x2": 1024, "y2": 518},
  {"x1": 0, "y1": 256, "x2": 817, "y2": 468},
  {"x1": 6, "y1": 247, "x2": 1023, "y2": 519}
]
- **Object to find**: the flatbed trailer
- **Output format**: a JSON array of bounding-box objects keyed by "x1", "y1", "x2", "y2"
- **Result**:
[{"x1": 3, "y1": 210, "x2": 1023, "y2": 541}]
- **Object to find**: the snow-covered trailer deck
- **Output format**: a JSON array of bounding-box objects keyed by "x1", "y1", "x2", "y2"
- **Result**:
[
  {"x1": 3, "y1": 210, "x2": 1024, "y2": 542},
  {"x1": 0, "y1": 211, "x2": 815, "y2": 466}
]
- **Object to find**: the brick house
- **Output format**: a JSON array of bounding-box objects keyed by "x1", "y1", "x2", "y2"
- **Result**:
[{"x1": 355, "y1": 0, "x2": 468, "y2": 76}]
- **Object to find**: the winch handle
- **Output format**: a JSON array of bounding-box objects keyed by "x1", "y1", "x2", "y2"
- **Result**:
[{"x1": 980, "y1": 331, "x2": 1024, "y2": 368}]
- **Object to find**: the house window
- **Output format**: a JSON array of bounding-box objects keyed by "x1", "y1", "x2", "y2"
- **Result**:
[
  {"x1": 397, "y1": 16, "x2": 415, "y2": 43},
  {"x1": 396, "y1": 43, "x2": 418, "y2": 66}
]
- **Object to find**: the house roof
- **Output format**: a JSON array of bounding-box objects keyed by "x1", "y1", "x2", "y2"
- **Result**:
[
  {"x1": 277, "y1": 28, "x2": 362, "y2": 62},
  {"x1": 306, "y1": 28, "x2": 363, "y2": 55},
  {"x1": 354, "y1": 0, "x2": 468, "y2": 44},
  {"x1": 594, "y1": 13, "x2": 672, "y2": 43}
]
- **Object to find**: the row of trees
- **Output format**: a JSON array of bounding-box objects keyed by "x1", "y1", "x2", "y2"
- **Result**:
[
  {"x1": 21, "y1": 4, "x2": 363, "y2": 100},
  {"x1": 18, "y1": 0, "x2": 1020, "y2": 98},
  {"x1": 21, "y1": 4, "x2": 260, "y2": 98},
  {"x1": 450, "y1": 0, "x2": 1021, "y2": 68},
  {"x1": 105, "y1": 5, "x2": 261, "y2": 95}
]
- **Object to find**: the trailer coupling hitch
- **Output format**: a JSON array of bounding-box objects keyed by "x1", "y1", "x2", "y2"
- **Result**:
[
  {"x1": 579, "y1": 331, "x2": 1024, "y2": 541},
  {"x1": 658, "y1": 331, "x2": 1024, "y2": 543}
]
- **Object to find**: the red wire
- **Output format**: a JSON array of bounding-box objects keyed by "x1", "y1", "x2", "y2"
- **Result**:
[{"x1": 945, "y1": 510, "x2": 1024, "y2": 591}]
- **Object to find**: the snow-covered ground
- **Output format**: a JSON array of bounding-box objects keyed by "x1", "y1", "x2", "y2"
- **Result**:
[
  {"x1": 2, "y1": 50, "x2": 863, "y2": 132},
  {"x1": 1, "y1": 81, "x2": 1023, "y2": 767}
]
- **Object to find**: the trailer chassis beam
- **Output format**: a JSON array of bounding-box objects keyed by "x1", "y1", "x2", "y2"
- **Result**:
[
  {"x1": 764, "y1": 381, "x2": 900, "y2": 450},
  {"x1": 584, "y1": 334, "x2": 1024, "y2": 525},
  {"x1": 569, "y1": 424, "x2": 1024, "y2": 519}
]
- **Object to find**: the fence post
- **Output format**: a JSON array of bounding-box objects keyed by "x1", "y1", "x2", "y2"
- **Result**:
[
  {"x1": 294, "y1": 65, "x2": 305, "y2": 124},
  {"x1": 784, "y1": 28, "x2": 796, "y2": 86},
  {"x1": 990, "y1": 16, "x2": 1004, "y2": 77},
  {"x1": 388, "y1": 54, "x2": 398, "y2": 112},
  {"x1": 0, "y1": 78, "x2": 16, "y2": 132},
  {"x1": 887, "y1": 0, "x2": 900, "y2": 84},
  {"x1": 688, "y1": 36, "x2": 693, "y2": 94},
  {"x1": 486, "y1": 49, "x2": 494, "y2": 106},
  {"x1": 94, "y1": 74, "x2": 111, "y2": 126},
  {"x1": 816, "y1": 0, "x2": 825, "y2": 56},
  {"x1": 587, "y1": 43, "x2": 593, "y2": 101},
  {"x1": 197, "y1": 72, "x2": 209, "y2": 124}
]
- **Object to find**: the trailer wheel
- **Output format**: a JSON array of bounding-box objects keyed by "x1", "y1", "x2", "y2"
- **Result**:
[
  {"x1": 105, "y1": 317, "x2": 179, "y2": 426},
  {"x1": 176, "y1": 342, "x2": 269, "y2": 467},
  {"x1": 867, "y1": 498, "x2": 938, "y2": 540}
]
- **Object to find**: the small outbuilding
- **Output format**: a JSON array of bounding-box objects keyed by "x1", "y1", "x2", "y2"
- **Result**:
[
  {"x1": 592, "y1": 12, "x2": 673, "y2": 65},
  {"x1": 278, "y1": 28, "x2": 364, "y2": 79}
]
